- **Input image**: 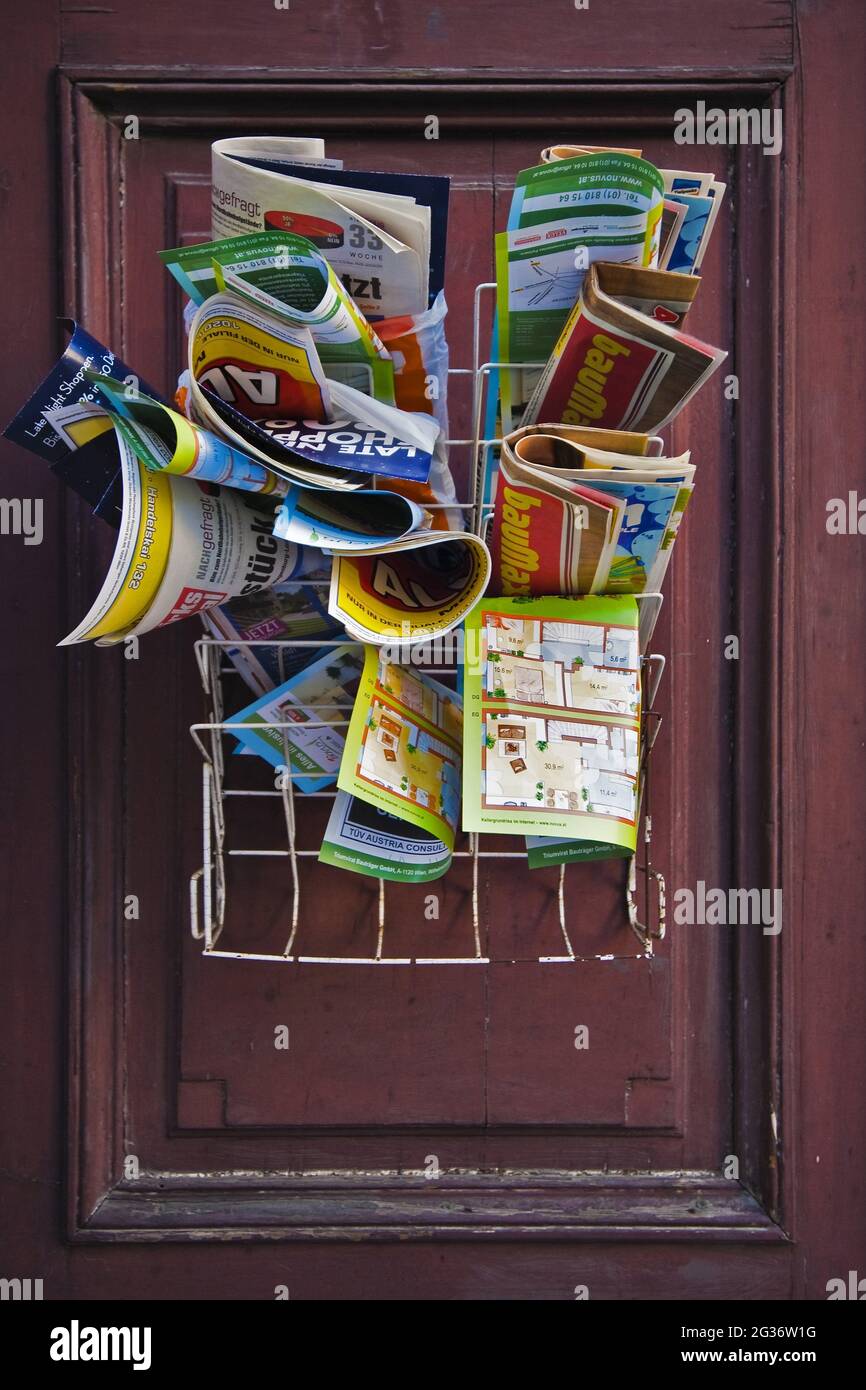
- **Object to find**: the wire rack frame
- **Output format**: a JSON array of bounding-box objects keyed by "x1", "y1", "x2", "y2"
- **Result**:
[{"x1": 188, "y1": 283, "x2": 668, "y2": 966}]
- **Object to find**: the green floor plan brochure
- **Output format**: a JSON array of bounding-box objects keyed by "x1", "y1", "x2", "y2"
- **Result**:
[{"x1": 462, "y1": 595, "x2": 641, "y2": 850}]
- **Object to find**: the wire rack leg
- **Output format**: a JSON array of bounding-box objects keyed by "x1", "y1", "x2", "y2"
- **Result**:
[{"x1": 278, "y1": 729, "x2": 301, "y2": 958}]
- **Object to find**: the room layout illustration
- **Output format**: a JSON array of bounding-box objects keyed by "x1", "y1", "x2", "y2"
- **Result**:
[
  {"x1": 482, "y1": 612, "x2": 640, "y2": 717},
  {"x1": 482, "y1": 713, "x2": 638, "y2": 820},
  {"x1": 355, "y1": 662, "x2": 462, "y2": 833},
  {"x1": 478, "y1": 609, "x2": 641, "y2": 824}
]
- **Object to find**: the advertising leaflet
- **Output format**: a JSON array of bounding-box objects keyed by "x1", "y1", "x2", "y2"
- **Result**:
[
  {"x1": 55, "y1": 427, "x2": 306, "y2": 646},
  {"x1": 491, "y1": 424, "x2": 695, "y2": 597},
  {"x1": 337, "y1": 647, "x2": 463, "y2": 850},
  {"x1": 211, "y1": 137, "x2": 439, "y2": 318},
  {"x1": 521, "y1": 262, "x2": 725, "y2": 435},
  {"x1": 329, "y1": 533, "x2": 491, "y2": 648},
  {"x1": 495, "y1": 151, "x2": 666, "y2": 427},
  {"x1": 161, "y1": 231, "x2": 396, "y2": 404},
  {"x1": 462, "y1": 595, "x2": 641, "y2": 855},
  {"x1": 319, "y1": 790, "x2": 452, "y2": 883}
]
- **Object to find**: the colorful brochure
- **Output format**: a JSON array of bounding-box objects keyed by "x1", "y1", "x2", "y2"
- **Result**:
[
  {"x1": 50, "y1": 423, "x2": 304, "y2": 646},
  {"x1": 661, "y1": 171, "x2": 726, "y2": 274},
  {"x1": 186, "y1": 292, "x2": 344, "y2": 487},
  {"x1": 319, "y1": 791, "x2": 452, "y2": 882},
  {"x1": 274, "y1": 485, "x2": 431, "y2": 551},
  {"x1": 338, "y1": 647, "x2": 463, "y2": 849},
  {"x1": 2, "y1": 320, "x2": 161, "y2": 465},
  {"x1": 256, "y1": 386, "x2": 438, "y2": 483},
  {"x1": 462, "y1": 595, "x2": 641, "y2": 852},
  {"x1": 228, "y1": 644, "x2": 364, "y2": 793},
  {"x1": 202, "y1": 565, "x2": 339, "y2": 698},
  {"x1": 182, "y1": 368, "x2": 439, "y2": 491},
  {"x1": 78, "y1": 375, "x2": 288, "y2": 496}
]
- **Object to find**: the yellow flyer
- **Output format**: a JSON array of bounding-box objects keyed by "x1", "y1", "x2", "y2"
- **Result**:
[
  {"x1": 328, "y1": 532, "x2": 491, "y2": 647},
  {"x1": 338, "y1": 647, "x2": 463, "y2": 848}
]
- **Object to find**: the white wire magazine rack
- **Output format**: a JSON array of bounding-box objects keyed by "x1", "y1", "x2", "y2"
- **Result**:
[{"x1": 188, "y1": 284, "x2": 668, "y2": 967}]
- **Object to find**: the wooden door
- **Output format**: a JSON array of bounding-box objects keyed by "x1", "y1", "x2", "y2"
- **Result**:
[{"x1": 1, "y1": 0, "x2": 864, "y2": 1300}]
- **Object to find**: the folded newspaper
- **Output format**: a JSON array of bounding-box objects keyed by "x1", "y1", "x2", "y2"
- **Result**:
[
  {"x1": 491, "y1": 423, "x2": 694, "y2": 600},
  {"x1": 495, "y1": 149, "x2": 666, "y2": 429},
  {"x1": 521, "y1": 261, "x2": 725, "y2": 433},
  {"x1": 58, "y1": 428, "x2": 309, "y2": 647},
  {"x1": 211, "y1": 136, "x2": 449, "y2": 318}
]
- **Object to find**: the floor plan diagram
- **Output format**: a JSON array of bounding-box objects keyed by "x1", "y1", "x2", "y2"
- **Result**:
[
  {"x1": 476, "y1": 607, "x2": 641, "y2": 827},
  {"x1": 351, "y1": 657, "x2": 462, "y2": 836}
]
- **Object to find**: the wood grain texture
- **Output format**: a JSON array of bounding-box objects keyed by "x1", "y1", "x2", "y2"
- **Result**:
[
  {"x1": 784, "y1": 0, "x2": 866, "y2": 1297},
  {"x1": 84, "y1": 1173, "x2": 783, "y2": 1244},
  {"x1": 0, "y1": 0, "x2": 65, "y2": 1290},
  {"x1": 59, "y1": 0, "x2": 795, "y2": 79}
]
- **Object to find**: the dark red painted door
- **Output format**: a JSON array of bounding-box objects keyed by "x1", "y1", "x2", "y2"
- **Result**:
[{"x1": 1, "y1": 0, "x2": 864, "y2": 1300}]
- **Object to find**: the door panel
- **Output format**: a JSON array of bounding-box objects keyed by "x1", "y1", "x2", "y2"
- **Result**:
[
  {"x1": 122, "y1": 120, "x2": 722, "y2": 1149},
  {"x1": 67, "y1": 87, "x2": 744, "y2": 1208}
]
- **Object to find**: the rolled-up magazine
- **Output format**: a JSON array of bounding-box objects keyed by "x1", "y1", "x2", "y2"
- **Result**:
[
  {"x1": 2, "y1": 320, "x2": 162, "y2": 467},
  {"x1": 274, "y1": 484, "x2": 432, "y2": 551},
  {"x1": 162, "y1": 230, "x2": 397, "y2": 405},
  {"x1": 71, "y1": 375, "x2": 289, "y2": 496},
  {"x1": 329, "y1": 533, "x2": 491, "y2": 648},
  {"x1": 185, "y1": 291, "x2": 343, "y2": 482},
  {"x1": 183, "y1": 293, "x2": 444, "y2": 492},
  {"x1": 59, "y1": 428, "x2": 307, "y2": 646}
]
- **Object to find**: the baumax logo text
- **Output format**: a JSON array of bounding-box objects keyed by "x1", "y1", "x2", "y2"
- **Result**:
[
  {"x1": 562, "y1": 333, "x2": 631, "y2": 427},
  {"x1": 498, "y1": 487, "x2": 541, "y2": 594}
]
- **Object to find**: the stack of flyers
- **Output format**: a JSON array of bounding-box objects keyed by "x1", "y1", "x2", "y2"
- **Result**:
[{"x1": 659, "y1": 169, "x2": 726, "y2": 274}]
